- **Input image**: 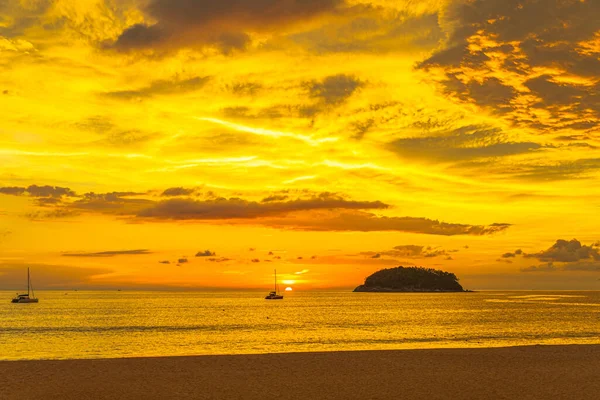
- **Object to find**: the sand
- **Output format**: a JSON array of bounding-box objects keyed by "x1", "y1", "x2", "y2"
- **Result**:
[{"x1": 1, "y1": 345, "x2": 598, "y2": 399}]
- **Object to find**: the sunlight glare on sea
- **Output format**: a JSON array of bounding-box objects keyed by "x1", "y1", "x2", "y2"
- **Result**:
[{"x1": 0, "y1": 290, "x2": 599, "y2": 360}]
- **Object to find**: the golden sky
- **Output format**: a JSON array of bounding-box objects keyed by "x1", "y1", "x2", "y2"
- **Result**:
[{"x1": 1, "y1": 0, "x2": 599, "y2": 290}]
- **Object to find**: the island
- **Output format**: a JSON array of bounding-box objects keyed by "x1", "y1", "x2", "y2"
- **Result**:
[{"x1": 353, "y1": 266, "x2": 466, "y2": 292}]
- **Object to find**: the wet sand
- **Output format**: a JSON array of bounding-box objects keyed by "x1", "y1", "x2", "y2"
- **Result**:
[{"x1": 1, "y1": 345, "x2": 598, "y2": 399}]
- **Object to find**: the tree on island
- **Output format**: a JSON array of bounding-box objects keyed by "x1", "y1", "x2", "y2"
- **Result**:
[{"x1": 354, "y1": 266, "x2": 465, "y2": 292}]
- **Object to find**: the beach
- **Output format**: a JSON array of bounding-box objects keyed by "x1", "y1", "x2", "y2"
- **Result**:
[{"x1": 1, "y1": 345, "x2": 598, "y2": 399}]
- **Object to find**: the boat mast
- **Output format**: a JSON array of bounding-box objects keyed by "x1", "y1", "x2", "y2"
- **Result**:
[
  {"x1": 29, "y1": 268, "x2": 35, "y2": 299},
  {"x1": 274, "y1": 269, "x2": 277, "y2": 293}
]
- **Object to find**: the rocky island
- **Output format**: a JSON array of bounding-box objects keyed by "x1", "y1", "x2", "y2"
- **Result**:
[{"x1": 353, "y1": 266, "x2": 466, "y2": 292}]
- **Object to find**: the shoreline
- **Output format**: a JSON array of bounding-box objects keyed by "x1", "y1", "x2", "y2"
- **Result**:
[
  {"x1": 1, "y1": 344, "x2": 598, "y2": 399},
  {"x1": 1, "y1": 341, "x2": 599, "y2": 362}
]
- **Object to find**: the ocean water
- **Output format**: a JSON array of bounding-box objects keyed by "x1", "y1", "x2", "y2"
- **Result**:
[{"x1": 0, "y1": 290, "x2": 599, "y2": 360}]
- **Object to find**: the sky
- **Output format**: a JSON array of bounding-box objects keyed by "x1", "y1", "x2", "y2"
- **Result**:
[{"x1": 0, "y1": 0, "x2": 599, "y2": 290}]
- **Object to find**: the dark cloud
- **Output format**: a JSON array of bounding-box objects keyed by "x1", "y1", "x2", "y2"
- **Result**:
[
  {"x1": 513, "y1": 159, "x2": 600, "y2": 181},
  {"x1": 26, "y1": 209, "x2": 79, "y2": 220},
  {"x1": 195, "y1": 250, "x2": 216, "y2": 257},
  {"x1": 137, "y1": 194, "x2": 388, "y2": 220},
  {"x1": 206, "y1": 257, "x2": 231, "y2": 263},
  {"x1": 523, "y1": 260, "x2": 600, "y2": 272},
  {"x1": 288, "y1": 9, "x2": 442, "y2": 54},
  {"x1": 509, "y1": 239, "x2": 600, "y2": 272},
  {"x1": 525, "y1": 239, "x2": 600, "y2": 263},
  {"x1": 389, "y1": 125, "x2": 542, "y2": 162},
  {"x1": 70, "y1": 192, "x2": 154, "y2": 215},
  {"x1": 0, "y1": 1, "x2": 54, "y2": 38},
  {"x1": 110, "y1": 0, "x2": 343, "y2": 53},
  {"x1": 16, "y1": 185, "x2": 510, "y2": 236},
  {"x1": 161, "y1": 187, "x2": 196, "y2": 197},
  {"x1": 497, "y1": 258, "x2": 513, "y2": 264},
  {"x1": 520, "y1": 263, "x2": 557, "y2": 273},
  {"x1": 105, "y1": 76, "x2": 210, "y2": 100},
  {"x1": 460, "y1": 157, "x2": 600, "y2": 182},
  {"x1": 267, "y1": 211, "x2": 510, "y2": 236},
  {"x1": 229, "y1": 81, "x2": 263, "y2": 96},
  {"x1": 0, "y1": 185, "x2": 76, "y2": 198},
  {"x1": 434, "y1": 75, "x2": 517, "y2": 115},
  {"x1": 0, "y1": 187, "x2": 26, "y2": 196},
  {"x1": 418, "y1": 0, "x2": 600, "y2": 132},
  {"x1": 159, "y1": 260, "x2": 171, "y2": 264},
  {"x1": 350, "y1": 118, "x2": 375, "y2": 140},
  {"x1": 306, "y1": 74, "x2": 364, "y2": 106},
  {"x1": 63, "y1": 249, "x2": 152, "y2": 257},
  {"x1": 262, "y1": 195, "x2": 289, "y2": 203},
  {"x1": 361, "y1": 244, "x2": 458, "y2": 259}
]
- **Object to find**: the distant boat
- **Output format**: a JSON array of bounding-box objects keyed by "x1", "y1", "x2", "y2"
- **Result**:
[
  {"x1": 11, "y1": 268, "x2": 39, "y2": 303},
  {"x1": 265, "y1": 269, "x2": 283, "y2": 300}
]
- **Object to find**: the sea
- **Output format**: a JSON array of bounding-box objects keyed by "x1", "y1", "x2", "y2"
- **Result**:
[{"x1": 0, "y1": 290, "x2": 599, "y2": 360}]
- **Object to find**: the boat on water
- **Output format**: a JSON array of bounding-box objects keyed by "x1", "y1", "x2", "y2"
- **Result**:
[
  {"x1": 11, "y1": 268, "x2": 39, "y2": 303},
  {"x1": 265, "y1": 269, "x2": 283, "y2": 300}
]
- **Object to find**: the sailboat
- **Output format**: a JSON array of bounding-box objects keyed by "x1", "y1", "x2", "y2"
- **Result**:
[
  {"x1": 11, "y1": 268, "x2": 39, "y2": 303},
  {"x1": 265, "y1": 269, "x2": 283, "y2": 300}
]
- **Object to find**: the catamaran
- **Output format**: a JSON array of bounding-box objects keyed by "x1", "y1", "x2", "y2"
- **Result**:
[
  {"x1": 265, "y1": 269, "x2": 283, "y2": 300},
  {"x1": 11, "y1": 268, "x2": 39, "y2": 303}
]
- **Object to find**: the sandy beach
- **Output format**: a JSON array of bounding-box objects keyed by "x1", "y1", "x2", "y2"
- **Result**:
[{"x1": 1, "y1": 345, "x2": 598, "y2": 399}]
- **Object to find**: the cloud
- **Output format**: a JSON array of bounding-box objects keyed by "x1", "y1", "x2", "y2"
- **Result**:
[
  {"x1": 361, "y1": 244, "x2": 458, "y2": 258},
  {"x1": 520, "y1": 263, "x2": 557, "y2": 273},
  {"x1": 0, "y1": 187, "x2": 25, "y2": 196},
  {"x1": 305, "y1": 74, "x2": 364, "y2": 106},
  {"x1": 206, "y1": 257, "x2": 231, "y2": 263},
  {"x1": 70, "y1": 192, "x2": 154, "y2": 215},
  {"x1": 508, "y1": 239, "x2": 600, "y2": 272},
  {"x1": 195, "y1": 250, "x2": 216, "y2": 257},
  {"x1": 63, "y1": 249, "x2": 152, "y2": 257},
  {"x1": 136, "y1": 194, "x2": 388, "y2": 220},
  {"x1": 15, "y1": 184, "x2": 510, "y2": 236},
  {"x1": 511, "y1": 159, "x2": 600, "y2": 181},
  {"x1": 525, "y1": 239, "x2": 600, "y2": 263},
  {"x1": 389, "y1": 125, "x2": 543, "y2": 163},
  {"x1": 159, "y1": 260, "x2": 171, "y2": 264},
  {"x1": 262, "y1": 195, "x2": 289, "y2": 203},
  {"x1": 161, "y1": 187, "x2": 196, "y2": 197},
  {"x1": 266, "y1": 211, "x2": 510, "y2": 236},
  {"x1": 105, "y1": 76, "x2": 210, "y2": 100},
  {"x1": 109, "y1": 0, "x2": 343, "y2": 53},
  {"x1": 287, "y1": 8, "x2": 442, "y2": 54},
  {"x1": 26, "y1": 209, "x2": 79, "y2": 220},
  {"x1": 0, "y1": 185, "x2": 76, "y2": 198},
  {"x1": 417, "y1": 0, "x2": 600, "y2": 133}
]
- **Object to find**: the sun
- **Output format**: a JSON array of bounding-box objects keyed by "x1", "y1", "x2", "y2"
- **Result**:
[{"x1": 285, "y1": 287, "x2": 293, "y2": 291}]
